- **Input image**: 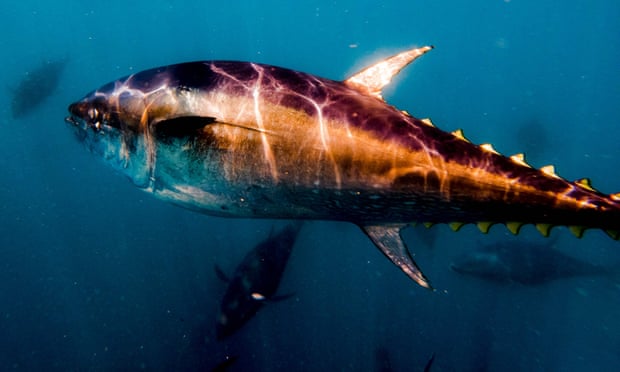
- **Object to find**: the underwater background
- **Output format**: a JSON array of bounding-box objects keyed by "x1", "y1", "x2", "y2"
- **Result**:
[{"x1": 1, "y1": 1, "x2": 620, "y2": 371}]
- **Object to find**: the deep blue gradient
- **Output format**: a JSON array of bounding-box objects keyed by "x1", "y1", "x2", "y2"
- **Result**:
[{"x1": 1, "y1": 1, "x2": 619, "y2": 370}]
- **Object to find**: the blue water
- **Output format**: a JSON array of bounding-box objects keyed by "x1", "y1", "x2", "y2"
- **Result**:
[{"x1": 1, "y1": 1, "x2": 620, "y2": 370}]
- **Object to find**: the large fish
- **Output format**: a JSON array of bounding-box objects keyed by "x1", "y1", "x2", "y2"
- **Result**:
[{"x1": 65, "y1": 46, "x2": 620, "y2": 289}]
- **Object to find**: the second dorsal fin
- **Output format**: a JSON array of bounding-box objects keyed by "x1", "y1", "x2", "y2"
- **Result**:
[{"x1": 344, "y1": 45, "x2": 433, "y2": 99}]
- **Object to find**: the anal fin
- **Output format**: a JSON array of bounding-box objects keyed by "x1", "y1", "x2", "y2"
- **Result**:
[{"x1": 361, "y1": 224, "x2": 432, "y2": 289}]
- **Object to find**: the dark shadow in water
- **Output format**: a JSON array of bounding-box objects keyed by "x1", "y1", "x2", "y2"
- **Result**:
[
  {"x1": 374, "y1": 346, "x2": 393, "y2": 372},
  {"x1": 10, "y1": 57, "x2": 68, "y2": 118},
  {"x1": 215, "y1": 222, "x2": 302, "y2": 340},
  {"x1": 450, "y1": 236, "x2": 614, "y2": 286}
]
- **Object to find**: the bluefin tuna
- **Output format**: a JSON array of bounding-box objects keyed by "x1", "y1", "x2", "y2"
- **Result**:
[
  {"x1": 450, "y1": 238, "x2": 617, "y2": 285},
  {"x1": 215, "y1": 223, "x2": 301, "y2": 339},
  {"x1": 65, "y1": 46, "x2": 620, "y2": 289}
]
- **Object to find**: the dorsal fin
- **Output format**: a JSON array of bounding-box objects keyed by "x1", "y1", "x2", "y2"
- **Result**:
[{"x1": 344, "y1": 46, "x2": 433, "y2": 99}]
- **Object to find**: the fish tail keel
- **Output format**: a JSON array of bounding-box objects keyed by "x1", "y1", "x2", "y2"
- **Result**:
[
  {"x1": 480, "y1": 172, "x2": 620, "y2": 240},
  {"x1": 400, "y1": 126, "x2": 620, "y2": 241}
]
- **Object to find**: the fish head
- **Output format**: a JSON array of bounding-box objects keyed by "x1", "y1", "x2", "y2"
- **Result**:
[
  {"x1": 65, "y1": 74, "x2": 176, "y2": 189},
  {"x1": 67, "y1": 85, "x2": 144, "y2": 133}
]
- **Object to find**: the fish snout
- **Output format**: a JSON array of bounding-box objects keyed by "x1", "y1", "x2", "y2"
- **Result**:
[
  {"x1": 66, "y1": 101, "x2": 103, "y2": 132},
  {"x1": 67, "y1": 101, "x2": 88, "y2": 120},
  {"x1": 66, "y1": 102, "x2": 85, "y2": 126},
  {"x1": 64, "y1": 115, "x2": 77, "y2": 126}
]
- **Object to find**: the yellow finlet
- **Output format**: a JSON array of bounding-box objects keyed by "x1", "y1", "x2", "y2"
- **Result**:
[
  {"x1": 540, "y1": 165, "x2": 559, "y2": 178},
  {"x1": 505, "y1": 222, "x2": 523, "y2": 235},
  {"x1": 344, "y1": 45, "x2": 433, "y2": 99},
  {"x1": 569, "y1": 226, "x2": 586, "y2": 238},
  {"x1": 575, "y1": 178, "x2": 595, "y2": 192},
  {"x1": 510, "y1": 153, "x2": 529, "y2": 167},
  {"x1": 449, "y1": 222, "x2": 465, "y2": 232},
  {"x1": 451, "y1": 129, "x2": 468, "y2": 142},
  {"x1": 423, "y1": 222, "x2": 434, "y2": 229},
  {"x1": 477, "y1": 221, "x2": 493, "y2": 234},
  {"x1": 480, "y1": 143, "x2": 499, "y2": 155},
  {"x1": 420, "y1": 118, "x2": 435, "y2": 127},
  {"x1": 535, "y1": 223, "x2": 553, "y2": 237}
]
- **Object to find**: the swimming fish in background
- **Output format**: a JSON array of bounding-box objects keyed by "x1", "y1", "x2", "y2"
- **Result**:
[
  {"x1": 12, "y1": 58, "x2": 67, "y2": 118},
  {"x1": 210, "y1": 355, "x2": 238, "y2": 372},
  {"x1": 374, "y1": 347, "x2": 435, "y2": 372},
  {"x1": 450, "y1": 238, "x2": 617, "y2": 286},
  {"x1": 65, "y1": 45, "x2": 620, "y2": 289},
  {"x1": 215, "y1": 223, "x2": 301, "y2": 340}
]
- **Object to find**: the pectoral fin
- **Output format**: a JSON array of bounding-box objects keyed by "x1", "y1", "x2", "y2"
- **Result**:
[
  {"x1": 361, "y1": 224, "x2": 432, "y2": 289},
  {"x1": 214, "y1": 264, "x2": 230, "y2": 283},
  {"x1": 154, "y1": 116, "x2": 273, "y2": 139},
  {"x1": 155, "y1": 115, "x2": 217, "y2": 138}
]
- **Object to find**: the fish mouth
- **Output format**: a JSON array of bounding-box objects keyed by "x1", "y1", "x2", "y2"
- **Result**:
[
  {"x1": 65, "y1": 115, "x2": 88, "y2": 142},
  {"x1": 65, "y1": 103, "x2": 91, "y2": 142},
  {"x1": 65, "y1": 115, "x2": 78, "y2": 126},
  {"x1": 65, "y1": 102, "x2": 82, "y2": 127},
  {"x1": 64, "y1": 114, "x2": 88, "y2": 136},
  {"x1": 65, "y1": 102, "x2": 92, "y2": 132}
]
